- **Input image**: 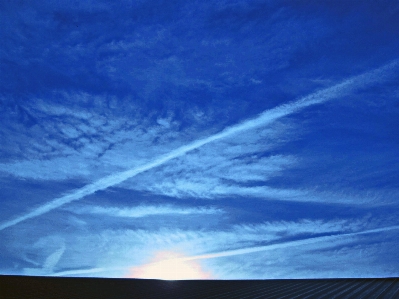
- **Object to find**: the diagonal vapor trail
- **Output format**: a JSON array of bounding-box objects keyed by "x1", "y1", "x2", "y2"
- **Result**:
[
  {"x1": 1, "y1": 59, "x2": 398, "y2": 231},
  {"x1": 183, "y1": 225, "x2": 399, "y2": 262},
  {"x1": 50, "y1": 225, "x2": 399, "y2": 277}
]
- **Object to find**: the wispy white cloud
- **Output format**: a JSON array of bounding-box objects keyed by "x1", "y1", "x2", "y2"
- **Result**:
[
  {"x1": 68, "y1": 204, "x2": 223, "y2": 218},
  {"x1": 21, "y1": 238, "x2": 66, "y2": 276},
  {"x1": 125, "y1": 149, "x2": 392, "y2": 204},
  {"x1": 202, "y1": 240, "x2": 398, "y2": 279},
  {"x1": 127, "y1": 224, "x2": 399, "y2": 280},
  {"x1": 11, "y1": 217, "x2": 364, "y2": 272},
  {"x1": 1, "y1": 59, "x2": 398, "y2": 231},
  {"x1": 138, "y1": 179, "x2": 307, "y2": 201},
  {"x1": 199, "y1": 225, "x2": 399, "y2": 279},
  {"x1": 43, "y1": 221, "x2": 399, "y2": 278},
  {"x1": 51, "y1": 267, "x2": 123, "y2": 277},
  {"x1": 184, "y1": 225, "x2": 399, "y2": 262},
  {"x1": 42, "y1": 244, "x2": 65, "y2": 272},
  {"x1": 0, "y1": 103, "x2": 182, "y2": 181}
]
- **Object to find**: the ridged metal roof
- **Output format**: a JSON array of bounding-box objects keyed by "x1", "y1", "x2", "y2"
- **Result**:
[{"x1": 1, "y1": 276, "x2": 399, "y2": 298}]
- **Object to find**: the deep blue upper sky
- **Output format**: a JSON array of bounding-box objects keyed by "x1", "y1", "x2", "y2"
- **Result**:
[{"x1": 1, "y1": 0, "x2": 399, "y2": 279}]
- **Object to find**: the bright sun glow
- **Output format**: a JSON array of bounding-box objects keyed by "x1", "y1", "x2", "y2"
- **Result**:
[{"x1": 128, "y1": 251, "x2": 212, "y2": 280}]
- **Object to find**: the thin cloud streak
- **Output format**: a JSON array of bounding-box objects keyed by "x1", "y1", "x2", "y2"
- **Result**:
[
  {"x1": 51, "y1": 267, "x2": 120, "y2": 277},
  {"x1": 50, "y1": 225, "x2": 399, "y2": 277},
  {"x1": 185, "y1": 225, "x2": 399, "y2": 261},
  {"x1": 1, "y1": 59, "x2": 398, "y2": 231},
  {"x1": 70, "y1": 204, "x2": 222, "y2": 218}
]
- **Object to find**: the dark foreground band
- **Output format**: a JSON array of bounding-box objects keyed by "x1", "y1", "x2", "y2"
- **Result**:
[{"x1": 1, "y1": 276, "x2": 399, "y2": 299}]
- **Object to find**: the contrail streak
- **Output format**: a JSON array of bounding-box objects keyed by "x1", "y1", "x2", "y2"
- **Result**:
[
  {"x1": 52, "y1": 267, "x2": 116, "y2": 277},
  {"x1": 182, "y1": 225, "x2": 399, "y2": 262},
  {"x1": 51, "y1": 225, "x2": 399, "y2": 277},
  {"x1": 1, "y1": 59, "x2": 398, "y2": 231}
]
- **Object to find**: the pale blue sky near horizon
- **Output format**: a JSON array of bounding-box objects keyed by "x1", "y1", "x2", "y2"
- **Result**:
[{"x1": 1, "y1": 0, "x2": 399, "y2": 279}]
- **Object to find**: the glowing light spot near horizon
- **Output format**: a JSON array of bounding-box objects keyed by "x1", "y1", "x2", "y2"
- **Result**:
[{"x1": 128, "y1": 251, "x2": 212, "y2": 280}]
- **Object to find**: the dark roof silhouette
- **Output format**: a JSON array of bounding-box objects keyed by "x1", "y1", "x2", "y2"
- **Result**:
[{"x1": 1, "y1": 275, "x2": 399, "y2": 298}]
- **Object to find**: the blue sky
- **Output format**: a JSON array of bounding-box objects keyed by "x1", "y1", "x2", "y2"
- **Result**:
[{"x1": 1, "y1": 0, "x2": 399, "y2": 279}]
